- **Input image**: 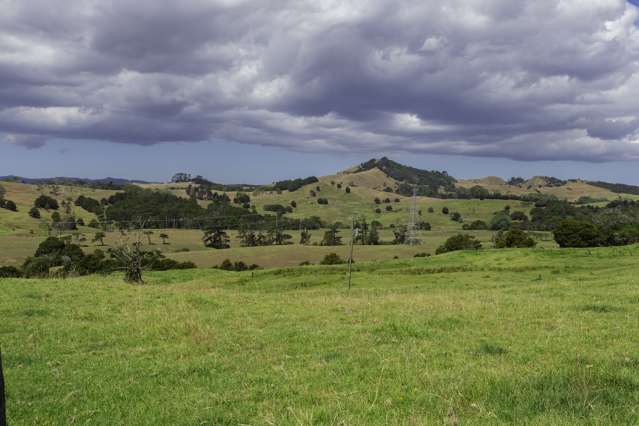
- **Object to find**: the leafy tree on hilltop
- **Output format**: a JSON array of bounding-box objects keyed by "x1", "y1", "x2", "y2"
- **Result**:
[
  {"x1": 29, "y1": 207, "x2": 41, "y2": 219},
  {"x1": 34, "y1": 195, "x2": 59, "y2": 210}
]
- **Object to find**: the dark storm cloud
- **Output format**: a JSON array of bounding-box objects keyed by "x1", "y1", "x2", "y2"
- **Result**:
[{"x1": 1, "y1": 0, "x2": 639, "y2": 161}]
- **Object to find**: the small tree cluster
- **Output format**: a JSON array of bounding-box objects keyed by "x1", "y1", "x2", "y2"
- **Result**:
[
  {"x1": 436, "y1": 234, "x2": 482, "y2": 254},
  {"x1": 34, "y1": 195, "x2": 59, "y2": 210},
  {"x1": 494, "y1": 229, "x2": 536, "y2": 248}
]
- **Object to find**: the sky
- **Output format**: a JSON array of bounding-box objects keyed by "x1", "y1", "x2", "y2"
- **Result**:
[{"x1": 1, "y1": 0, "x2": 639, "y2": 183}]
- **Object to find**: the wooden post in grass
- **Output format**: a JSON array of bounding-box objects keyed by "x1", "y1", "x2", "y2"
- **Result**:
[{"x1": 1, "y1": 348, "x2": 6, "y2": 426}]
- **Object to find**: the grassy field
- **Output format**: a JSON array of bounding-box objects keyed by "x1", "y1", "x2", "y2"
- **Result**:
[
  {"x1": 2, "y1": 246, "x2": 639, "y2": 424},
  {"x1": 0, "y1": 226, "x2": 557, "y2": 269}
]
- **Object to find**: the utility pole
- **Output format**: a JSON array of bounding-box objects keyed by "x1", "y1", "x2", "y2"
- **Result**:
[{"x1": 407, "y1": 186, "x2": 420, "y2": 245}]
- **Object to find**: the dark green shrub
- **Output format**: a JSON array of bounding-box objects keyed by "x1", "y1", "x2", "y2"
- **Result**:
[
  {"x1": 0, "y1": 266, "x2": 22, "y2": 278},
  {"x1": 463, "y1": 220, "x2": 488, "y2": 230},
  {"x1": 320, "y1": 253, "x2": 346, "y2": 265},
  {"x1": 494, "y1": 229, "x2": 536, "y2": 248},
  {"x1": 29, "y1": 207, "x2": 41, "y2": 218},
  {"x1": 436, "y1": 234, "x2": 482, "y2": 255},
  {"x1": 34, "y1": 195, "x2": 59, "y2": 210},
  {"x1": 554, "y1": 220, "x2": 603, "y2": 248}
]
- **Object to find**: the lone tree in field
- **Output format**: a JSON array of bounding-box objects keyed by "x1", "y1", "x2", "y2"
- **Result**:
[
  {"x1": 202, "y1": 227, "x2": 230, "y2": 249},
  {"x1": 393, "y1": 225, "x2": 408, "y2": 244},
  {"x1": 109, "y1": 242, "x2": 144, "y2": 283},
  {"x1": 159, "y1": 233, "x2": 169, "y2": 244},
  {"x1": 29, "y1": 207, "x2": 41, "y2": 219},
  {"x1": 93, "y1": 231, "x2": 106, "y2": 246},
  {"x1": 143, "y1": 230, "x2": 154, "y2": 245},
  {"x1": 300, "y1": 229, "x2": 312, "y2": 245},
  {"x1": 321, "y1": 224, "x2": 342, "y2": 246}
]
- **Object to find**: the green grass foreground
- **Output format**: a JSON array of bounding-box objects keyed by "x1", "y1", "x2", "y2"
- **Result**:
[{"x1": 2, "y1": 247, "x2": 639, "y2": 424}]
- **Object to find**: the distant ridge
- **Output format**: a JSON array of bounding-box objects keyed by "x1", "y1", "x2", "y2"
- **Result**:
[{"x1": 0, "y1": 175, "x2": 154, "y2": 186}]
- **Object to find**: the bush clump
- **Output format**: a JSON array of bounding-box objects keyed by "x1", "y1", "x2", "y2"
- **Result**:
[
  {"x1": 0, "y1": 266, "x2": 22, "y2": 278},
  {"x1": 553, "y1": 219, "x2": 603, "y2": 248},
  {"x1": 320, "y1": 253, "x2": 347, "y2": 265},
  {"x1": 218, "y1": 259, "x2": 259, "y2": 271},
  {"x1": 436, "y1": 234, "x2": 482, "y2": 255},
  {"x1": 494, "y1": 229, "x2": 536, "y2": 248}
]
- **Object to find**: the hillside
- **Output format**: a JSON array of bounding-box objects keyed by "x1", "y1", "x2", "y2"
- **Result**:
[
  {"x1": 3, "y1": 246, "x2": 639, "y2": 424},
  {"x1": 3, "y1": 157, "x2": 639, "y2": 268},
  {"x1": 457, "y1": 177, "x2": 623, "y2": 201}
]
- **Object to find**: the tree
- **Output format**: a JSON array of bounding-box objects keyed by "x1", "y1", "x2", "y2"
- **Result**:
[
  {"x1": 367, "y1": 223, "x2": 380, "y2": 245},
  {"x1": 436, "y1": 234, "x2": 482, "y2": 254},
  {"x1": 385, "y1": 205, "x2": 393, "y2": 212},
  {"x1": 321, "y1": 224, "x2": 342, "y2": 246},
  {"x1": 0, "y1": 200, "x2": 17, "y2": 212},
  {"x1": 490, "y1": 212, "x2": 512, "y2": 230},
  {"x1": 268, "y1": 227, "x2": 292, "y2": 245},
  {"x1": 233, "y1": 192, "x2": 251, "y2": 205},
  {"x1": 93, "y1": 232, "x2": 106, "y2": 246},
  {"x1": 0, "y1": 183, "x2": 5, "y2": 199},
  {"x1": 300, "y1": 229, "x2": 311, "y2": 245},
  {"x1": 554, "y1": 220, "x2": 602, "y2": 248},
  {"x1": 442, "y1": 207, "x2": 449, "y2": 215},
  {"x1": 494, "y1": 229, "x2": 536, "y2": 248},
  {"x1": 290, "y1": 200, "x2": 297, "y2": 208},
  {"x1": 159, "y1": 233, "x2": 169, "y2": 244},
  {"x1": 143, "y1": 230, "x2": 154, "y2": 245},
  {"x1": 393, "y1": 225, "x2": 408, "y2": 244},
  {"x1": 450, "y1": 212, "x2": 462, "y2": 222},
  {"x1": 345, "y1": 186, "x2": 351, "y2": 193},
  {"x1": 171, "y1": 172, "x2": 191, "y2": 183},
  {"x1": 374, "y1": 197, "x2": 381, "y2": 204},
  {"x1": 416, "y1": 221, "x2": 431, "y2": 230},
  {"x1": 34, "y1": 195, "x2": 59, "y2": 210},
  {"x1": 109, "y1": 242, "x2": 144, "y2": 283},
  {"x1": 29, "y1": 207, "x2": 41, "y2": 219},
  {"x1": 203, "y1": 228, "x2": 230, "y2": 249},
  {"x1": 510, "y1": 211, "x2": 529, "y2": 222},
  {"x1": 463, "y1": 220, "x2": 488, "y2": 230}
]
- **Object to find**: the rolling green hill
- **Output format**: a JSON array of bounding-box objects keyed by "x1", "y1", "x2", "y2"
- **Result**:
[{"x1": 2, "y1": 159, "x2": 639, "y2": 268}]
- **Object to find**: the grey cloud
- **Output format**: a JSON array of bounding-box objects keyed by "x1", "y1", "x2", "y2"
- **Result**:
[{"x1": 1, "y1": 0, "x2": 639, "y2": 161}]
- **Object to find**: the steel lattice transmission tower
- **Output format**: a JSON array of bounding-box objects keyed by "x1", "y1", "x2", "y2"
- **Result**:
[{"x1": 406, "y1": 186, "x2": 420, "y2": 245}]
